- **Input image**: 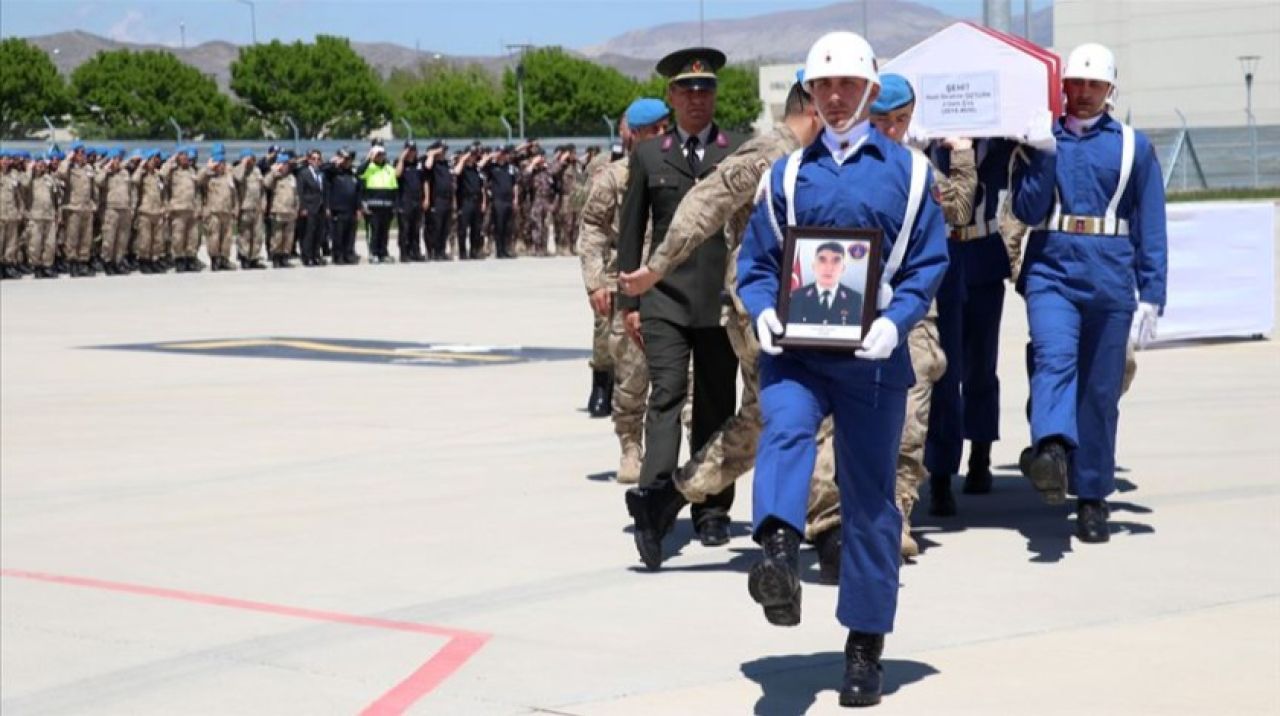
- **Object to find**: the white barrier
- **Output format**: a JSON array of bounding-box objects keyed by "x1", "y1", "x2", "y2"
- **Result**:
[{"x1": 1155, "y1": 200, "x2": 1276, "y2": 343}]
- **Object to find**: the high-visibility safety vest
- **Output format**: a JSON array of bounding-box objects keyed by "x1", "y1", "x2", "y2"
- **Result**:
[{"x1": 361, "y1": 163, "x2": 398, "y2": 191}]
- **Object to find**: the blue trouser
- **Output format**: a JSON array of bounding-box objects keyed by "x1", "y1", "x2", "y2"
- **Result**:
[
  {"x1": 925, "y1": 258, "x2": 966, "y2": 478},
  {"x1": 962, "y1": 280, "x2": 1005, "y2": 443},
  {"x1": 754, "y1": 352, "x2": 907, "y2": 634},
  {"x1": 1026, "y1": 288, "x2": 1132, "y2": 500}
]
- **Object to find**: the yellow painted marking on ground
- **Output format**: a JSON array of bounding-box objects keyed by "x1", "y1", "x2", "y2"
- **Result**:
[{"x1": 157, "y1": 338, "x2": 514, "y2": 363}]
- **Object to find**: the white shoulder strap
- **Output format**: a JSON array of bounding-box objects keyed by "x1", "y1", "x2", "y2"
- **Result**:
[
  {"x1": 1105, "y1": 123, "x2": 1136, "y2": 228},
  {"x1": 885, "y1": 150, "x2": 929, "y2": 280},
  {"x1": 756, "y1": 164, "x2": 785, "y2": 246},
  {"x1": 781, "y1": 148, "x2": 804, "y2": 227}
]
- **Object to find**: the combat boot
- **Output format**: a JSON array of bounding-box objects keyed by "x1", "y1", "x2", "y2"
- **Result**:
[
  {"x1": 839, "y1": 631, "x2": 885, "y2": 707},
  {"x1": 1076, "y1": 499, "x2": 1110, "y2": 543},
  {"x1": 624, "y1": 485, "x2": 686, "y2": 570},
  {"x1": 748, "y1": 521, "x2": 802, "y2": 626},
  {"x1": 928, "y1": 474, "x2": 956, "y2": 517},
  {"x1": 1028, "y1": 438, "x2": 1069, "y2": 505},
  {"x1": 586, "y1": 370, "x2": 612, "y2": 417},
  {"x1": 963, "y1": 441, "x2": 993, "y2": 494},
  {"x1": 813, "y1": 526, "x2": 841, "y2": 585},
  {"x1": 1018, "y1": 445, "x2": 1034, "y2": 477},
  {"x1": 617, "y1": 440, "x2": 642, "y2": 485},
  {"x1": 898, "y1": 496, "x2": 919, "y2": 559}
]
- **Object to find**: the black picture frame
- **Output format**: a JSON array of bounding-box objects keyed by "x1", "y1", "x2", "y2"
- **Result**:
[{"x1": 776, "y1": 226, "x2": 884, "y2": 350}]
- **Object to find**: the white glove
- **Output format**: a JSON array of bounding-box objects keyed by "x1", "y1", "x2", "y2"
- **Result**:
[
  {"x1": 1129, "y1": 302, "x2": 1159, "y2": 350},
  {"x1": 855, "y1": 317, "x2": 899, "y2": 360},
  {"x1": 877, "y1": 282, "x2": 893, "y2": 311},
  {"x1": 756, "y1": 308, "x2": 784, "y2": 356},
  {"x1": 1021, "y1": 109, "x2": 1057, "y2": 155}
]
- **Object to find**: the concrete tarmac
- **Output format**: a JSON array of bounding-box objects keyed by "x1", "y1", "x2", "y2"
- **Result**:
[{"x1": 2, "y1": 248, "x2": 1278, "y2": 715}]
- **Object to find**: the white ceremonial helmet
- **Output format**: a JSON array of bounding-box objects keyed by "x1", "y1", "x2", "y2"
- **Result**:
[
  {"x1": 803, "y1": 31, "x2": 880, "y2": 132},
  {"x1": 1064, "y1": 43, "x2": 1118, "y2": 86}
]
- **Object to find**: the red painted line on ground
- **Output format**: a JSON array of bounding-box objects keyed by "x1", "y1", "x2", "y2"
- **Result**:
[{"x1": 1, "y1": 568, "x2": 491, "y2": 715}]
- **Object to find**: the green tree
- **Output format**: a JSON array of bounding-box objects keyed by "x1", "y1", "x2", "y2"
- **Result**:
[
  {"x1": 501, "y1": 47, "x2": 634, "y2": 136},
  {"x1": 0, "y1": 38, "x2": 70, "y2": 138},
  {"x1": 401, "y1": 61, "x2": 504, "y2": 138},
  {"x1": 230, "y1": 35, "x2": 392, "y2": 138},
  {"x1": 69, "y1": 49, "x2": 232, "y2": 139}
]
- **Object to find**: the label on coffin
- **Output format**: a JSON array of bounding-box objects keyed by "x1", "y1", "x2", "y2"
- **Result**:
[{"x1": 918, "y1": 72, "x2": 1000, "y2": 131}]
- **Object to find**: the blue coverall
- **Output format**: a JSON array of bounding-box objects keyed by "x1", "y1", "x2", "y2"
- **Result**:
[
  {"x1": 926, "y1": 139, "x2": 1018, "y2": 478},
  {"x1": 737, "y1": 128, "x2": 949, "y2": 633},
  {"x1": 1012, "y1": 114, "x2": 1167, "y2": 500}
]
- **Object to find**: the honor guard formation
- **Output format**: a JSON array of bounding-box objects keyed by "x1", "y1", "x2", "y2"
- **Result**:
[
  {"x1": 577, "y1": 32, "x2": 1166, "y2": 707},
  {"x1": 0, "y1": 139, "x2": 600, "y2": 278}
]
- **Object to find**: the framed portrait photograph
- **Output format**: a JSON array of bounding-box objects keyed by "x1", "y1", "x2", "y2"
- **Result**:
[{"x1": 776, "y1": 226, "x2": 884, "y2": 350}]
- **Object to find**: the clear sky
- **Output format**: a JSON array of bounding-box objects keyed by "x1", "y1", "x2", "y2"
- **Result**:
[{"x1": 1, "y1": 0, "x2": 1051, "y2": 55}]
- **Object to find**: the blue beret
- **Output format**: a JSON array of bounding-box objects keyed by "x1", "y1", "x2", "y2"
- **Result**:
[
  {"x1": 0, "y1": 150, "x2": 8, "y2": 158},
  {"x1": 871, "y1": 73, "x2": 915, "y2": 115},
  {"x1": 211, "y1": 142, "x2": 225, "y2": 154},
  {"x1": 50, "y1": 150, "x2": 64, "y2": 160},
  {"x1": 211, "y1": 152, "x2": 225, "y2": 163},
  {"x1": 69, "y1": 141, "x2": 85, "y2": 151},
  {"x1": 129, "y1": 148, "x2": 143, "y2": 160},
  {"x1": 795, "y1": 69, "x2": 805, "y2": 85},
  {"x1": 625, "y1": 98, "x2": 669, "y2": 129},
  {"x1": 239, "y1": 148, "x2": 255, "y2": 159},
  {"x1": 275, "y1": 153, "x2": 290, "y2": 164},
  {"x1": 184, "y1": 147, "x2": 198, "y2": 159}
]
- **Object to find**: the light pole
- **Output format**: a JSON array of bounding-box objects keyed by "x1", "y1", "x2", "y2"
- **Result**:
[
  {"x1": 235, "y1": 0, "x2": 257, "y2": 44},
  {"x1": 179, "y1": 21, "x2": 186, "y2": 49},
  {"x1": 602, "y1": 114, "x2": 616, "y2": 146},
  {"x1": 1238, "y1": 55, "x2": 1261, "y2": 188},
  {"x1": 506, "y1": 43, "x2": 532, "y2": 139},
  {"x1": 167, "y1": 117, "x2": 183, "y2": 146},
  {"x1": 283, "y1": 115, "x2": 300, "y2": 154},
  {"x1": 500, "y1": 116, "x2": 513, "y2": 144},
  {"x1": 699, "y1": 0, "x2": 705, "y2": 45},
  {"x1": 399, "y1": 118, "x2": 413, "y2": 141}
]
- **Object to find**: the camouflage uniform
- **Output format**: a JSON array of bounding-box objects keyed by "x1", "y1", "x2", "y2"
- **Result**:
[
  {"x1": 632, "y1": 124, "x2": 833, "y2": 539},
  {"x1": 579, "y1": 154, "x2": 651, "y2": 482},
  {"x1": 99, "y1": 163, "x2": 136, "y2": 265},
  {"x1": 515, "y1": 158, "x2": 534, "y2": 256},
  {"x1": 262, "y1": 168, "x2": 299, "y2": 258},
  {"x1": 198, "y1": 164, "x2": 239, "y2": 264},
  {"x1": 528, "y1": 164, "x2": 556, "y2": 256},
  {"x1": 0, "y1": 166, "x2": 23, "y2": 269},
  {"x1": 132, "y1": 163, "x2": 167, "y2": 264},
  {"x1": 554, "y1": 157, "x2": 584, "y2": 256},
  {"x1": 232, "y1": 161, "x2": 267, "y2": 263},
  {"x1": 22, "y1": 165, "x2": 61, "y2": 269},
  {"x1": 162, "y1": 157, "x2": 200, "y2": 261},
  {"x1": 55, "y1": 159, "x2": 96, "y2": 263}
]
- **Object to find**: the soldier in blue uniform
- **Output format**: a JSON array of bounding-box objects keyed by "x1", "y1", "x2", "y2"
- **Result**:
[
  {"x1": 1010, "y1": 43, "x2": 1167, "y2": 543},
  {"x1": 737, "y1": 32, "x2": 948, "y2": 707}
]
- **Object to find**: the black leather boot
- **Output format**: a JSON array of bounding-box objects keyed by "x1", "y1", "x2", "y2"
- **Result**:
[
  {"x1": 1028, "y1": 438, "x2": 1069, "y2": 505},
  {"x1": 1076, "y1": 499, "x2": 1110, "y2": 543},
  {"x1": 748, "y1": 521, "x2": 802, "y2": 626},
  {"x1": 624, "y1": 485, "x2": 687, "y2": 571},
  {"x1": 587, "y1": 371, "x2": 613, "y2": 418},
  {"x1": 814, "y1": 526, "x2": 841, "y2": 586},
  {"x1": 963, "y1": 441, "x2": 994, "y2": 494},
  {"x1": 928, "y1": 473, "x2": 956, "y2": 517},
  {"x1": 840, "y1": 631, "x2": 885, "y2": 707}
]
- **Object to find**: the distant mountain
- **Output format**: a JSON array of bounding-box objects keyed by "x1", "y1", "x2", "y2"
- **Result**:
[{"x1": 21, "y1": 2, "x2": 1053, "y2": 95}]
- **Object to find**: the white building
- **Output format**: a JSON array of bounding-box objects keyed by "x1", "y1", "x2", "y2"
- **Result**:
[
  {"x1": 1052, "y1": 0, "x2": 1280, "y2": 128},
  {"x1": 755, "y1": 1, "x2": 1280, "y2": 131},
  {"x1": 754, "y1": 62, "x2": 803, "y2": 134}
]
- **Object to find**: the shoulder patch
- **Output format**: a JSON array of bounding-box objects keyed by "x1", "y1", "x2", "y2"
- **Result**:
[
  {"x1": 930, "y1": 183, "x2": 942, "y2": 205},
  {"x1": 661, "y1": 135, "x2": 674, "y2": 152}
]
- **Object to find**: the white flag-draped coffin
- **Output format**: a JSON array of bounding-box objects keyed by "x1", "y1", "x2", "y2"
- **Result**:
[{"x1": 882, "y1": 22, "x2": 1062, "y2": 139}]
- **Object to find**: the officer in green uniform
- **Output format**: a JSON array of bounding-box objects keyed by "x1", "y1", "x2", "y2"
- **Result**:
[{"x1": 617, "y1": 47, "x2": 747, "y2": 568}]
